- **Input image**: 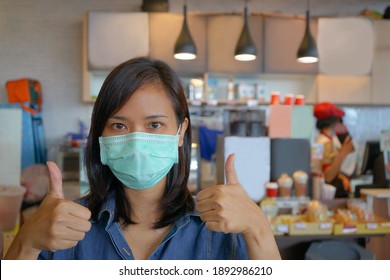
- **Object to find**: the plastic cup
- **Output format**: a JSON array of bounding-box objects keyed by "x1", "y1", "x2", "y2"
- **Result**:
[
  {"x1": 294, "y1": 182, "x2": 307, "y2": 197},
  {"x1": 279, "y1": 185, "x2": 292, "y2": 198},
  {"x1": 293, "y1": 171, "x2": 308, "y2": 198},
  {"x1": 278, "y1": 173, "x2": 293, "y2": 198},
  {"x1": 284, "y1": 94, "x2": 295, "y2": 105},
  {"x1": 265, "y1": 182, "x2": 278, "y2": 198},
  {"x1": 294, "y1": 95, "x2": 305, "y2": 105},
  {"x1": 277, "y1": 174, "x2": 293, "y2": 198},
  {"x1": 270, "y1": 92, "x2": 280, "y2": 105},
  {"x1": 322, "y1": 184, "x2": 336, "y2": 200},
  {"x1": 0, "y1": 185, "x2": 26, "y2": 232}
]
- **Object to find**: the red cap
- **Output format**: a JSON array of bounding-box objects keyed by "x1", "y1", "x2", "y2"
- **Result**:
[{"x1": 313, "y1": 102, "x2": 345, "y2": 120}]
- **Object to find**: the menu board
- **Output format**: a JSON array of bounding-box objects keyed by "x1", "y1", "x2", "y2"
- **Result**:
[{"x1": 223, "y1": 136, "x2": 270, "y2": 201}]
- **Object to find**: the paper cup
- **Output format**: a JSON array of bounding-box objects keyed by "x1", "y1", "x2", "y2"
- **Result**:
[
  {"x1": 322, "y1": 184, "x2": 336, "y2": 200},
  {"x1": 270, "y1": 92, "x2": 280, "y2": 105},
  {"x1": 294, "y1": 95, "x2": 305, "y2": 105},
  {"x1": 284, "y1": 94, "x2": 295, "y2": 105},
  {"x1": 265, "y1": 182, "x2": 278, "y2": 198},
  {"x1": 0, "y1": 185, "x2": 26, "y2": 232}
]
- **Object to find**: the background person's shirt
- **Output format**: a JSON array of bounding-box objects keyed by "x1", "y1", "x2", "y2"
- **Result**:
[{"x1": 316, "y1": 133, "x2": 357, "y2": 177}]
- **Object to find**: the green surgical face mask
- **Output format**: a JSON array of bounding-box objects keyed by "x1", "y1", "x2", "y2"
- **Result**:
[{"x1": 99, "y1": 129, "x2": 180, "y2": 190}]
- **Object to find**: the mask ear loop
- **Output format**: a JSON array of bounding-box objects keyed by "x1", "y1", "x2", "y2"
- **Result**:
[{"x1": 176, "y1": 125, "x2": 182, "y2": 136}]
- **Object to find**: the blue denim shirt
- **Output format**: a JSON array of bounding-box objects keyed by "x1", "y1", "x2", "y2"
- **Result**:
[{"x1": 38, "y1": 195, "x2": 248, "y2": 260}]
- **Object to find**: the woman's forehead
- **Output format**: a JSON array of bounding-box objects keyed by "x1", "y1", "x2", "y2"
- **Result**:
[{"x1": 115, "y1": 84, "x2": 175, "y2": 117}]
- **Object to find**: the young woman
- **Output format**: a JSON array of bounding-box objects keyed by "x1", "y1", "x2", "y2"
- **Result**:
[
  {"x1": 5, "y1": 57, "x2": 280, "y2": 260},
  {"x1": 313, "y1": 102, "x2": 355, "y2": 198}
]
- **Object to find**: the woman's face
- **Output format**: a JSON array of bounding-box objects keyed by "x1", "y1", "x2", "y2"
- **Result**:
[{"x1": 102, "y1": 83, "x2": 188, "y2": 146}]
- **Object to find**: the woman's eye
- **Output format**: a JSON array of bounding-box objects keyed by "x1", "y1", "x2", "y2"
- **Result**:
[
  {"x1": 149, "y1": 122, "x2": 162, "y2": 129},
  {"x1": 112, "y1": 123, "x2": 126, "y2": 130}
]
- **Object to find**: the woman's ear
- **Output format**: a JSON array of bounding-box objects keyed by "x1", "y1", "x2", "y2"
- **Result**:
[{"x1": 178, "y1": 118, "x2": 189, "y2": 147}]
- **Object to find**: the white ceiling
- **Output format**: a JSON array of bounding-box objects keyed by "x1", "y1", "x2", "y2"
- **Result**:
[{"x1": 169, "y1": 0, "x2": 390, "y2": 18}]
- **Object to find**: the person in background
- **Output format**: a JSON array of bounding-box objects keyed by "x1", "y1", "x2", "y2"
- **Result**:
[
  {"x1": 5, "y1": 57, "x2": 280, "y2": 260},
  {"x1": 313, "y1": 102, "x2": 355, "y2": 198}
]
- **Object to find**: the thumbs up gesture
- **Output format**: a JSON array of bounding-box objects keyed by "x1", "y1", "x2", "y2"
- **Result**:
[
  {"x1": 196, "y1": 153, "x2": 281, "y2": 259},
  {"x1": 5, "y1": 161, "x2": 92, "y2": 259},
  {"x1": 196, "y1": 153, "x2": 260, "y2": 234}
]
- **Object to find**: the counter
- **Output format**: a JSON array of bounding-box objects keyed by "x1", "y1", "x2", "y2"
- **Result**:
[{"x1": 360, "y1": 188, "x2": 390, "y2": 216}]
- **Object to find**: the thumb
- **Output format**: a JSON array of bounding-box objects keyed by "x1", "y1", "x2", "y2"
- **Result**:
[
  {"x1": 225, "y1": 153, "x2": 239, "y2": 185},
  {"x1": 46, "y1": 161, "x2": 64, "y2": 199}
]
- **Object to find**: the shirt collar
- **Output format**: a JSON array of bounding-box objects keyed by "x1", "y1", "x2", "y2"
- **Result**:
[
  {"x1": 97, "y1": 193, "x2": 117, "y2": 227},
  {"x1": 320, "y1": 130, "x2": 333, "y2": 140},
  {"x1": 96, "y1": 194, "x2": 200, "y2": 229}
]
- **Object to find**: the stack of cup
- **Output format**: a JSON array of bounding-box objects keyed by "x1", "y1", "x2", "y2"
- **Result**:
[
  {"x1": 311, "y1": 173, "x2": 324, "y2": 200},
  {"x1": 277, "y1": 173, "x2": 293, "y2": 198},
  {"x1": 293, "y1": 170, "x2": 308, "y2": 198}
]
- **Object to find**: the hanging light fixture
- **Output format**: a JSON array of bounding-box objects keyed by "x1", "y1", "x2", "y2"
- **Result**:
[
  {"x1": 234, "y1": 2, "x2": 256, "y2": 61},
  {"x1": 174, "y1": 1, "x2": 196, "y2": 60},
  {"x1": 297, "y1": 0, "x2": 319, "y2": 63}
]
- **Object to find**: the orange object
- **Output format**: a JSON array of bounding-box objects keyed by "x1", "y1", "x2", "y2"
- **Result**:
[
  {"x1": 295, "y1": 95, "x2": 305, "y2": 105},
  {"x1": 313, "y1": 102, "x2": 344, "y2": 120},
  {"x1": 284, "y1": 94, "x2": 295, "y2": 105},
  {"x1": 6, "y1": 78, "x2": 42, "y2": 114},
  {"x1": 270, "y1": 92, "x2": 280, "y2": 105}
]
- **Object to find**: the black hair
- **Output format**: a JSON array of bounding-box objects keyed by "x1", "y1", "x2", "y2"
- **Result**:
[
  {"x1": 383, "y1": 5, "x2": 390, "y2": 19},
  {"x1": 316, "y1": 116, "x2": 340, "y2": 130},
  {"x1": 84, "y1": 57, "x2": 194, "y2": 228}
]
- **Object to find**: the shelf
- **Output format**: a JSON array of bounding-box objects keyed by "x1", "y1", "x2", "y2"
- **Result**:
[{"x1": 188, "y1": 99, "x2": 268, "y2": 107}]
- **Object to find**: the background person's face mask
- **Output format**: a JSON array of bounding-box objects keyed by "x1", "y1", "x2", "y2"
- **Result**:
[{"x1": 99, "y1": 128, "x2": 180, "y2": 190}]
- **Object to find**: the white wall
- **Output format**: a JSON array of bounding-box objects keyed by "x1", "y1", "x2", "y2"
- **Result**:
[{"x1": 0, "y1": 0, "x2": 142, "y2": 158}]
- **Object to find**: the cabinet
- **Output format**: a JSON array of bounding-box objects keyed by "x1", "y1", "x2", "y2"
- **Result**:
[
  {"x1": 263, "y1": 16, "x2": 318, "y2": 74},
  {"x1": 207, "y1": 15, "x2": 263, "y2": 74},
  {"x1": 149, "y1": 13, "x2": 207, "y2": 74},
  {"x1": 318, "y1": 17, "x2": 374, "y2": 75},
  {"x1": 82, "y1": 12, "x2": 149, "y2": 102},
  {"x1": 372, "y1": 20, "x2": 390, "y2": 105},
  {"x1": 80, "y1": 13, "x2": 390, "y2": 105},
  {"x1": 317, "y1": 19, "x2": 390, "y2": 105},
  {"x1": 86, "y1": 12, "x2": 149, "y2": 70}
]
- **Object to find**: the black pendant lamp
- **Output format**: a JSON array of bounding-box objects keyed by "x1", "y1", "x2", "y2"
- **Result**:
[
  {"x1": 297, "y1": 0, "x2": 319, "y2": 63},
  {"x1": 174, "y1": 3, "x2": 197, "y2": 60},
  {"x1": 234, "y1": 5, "x2": 256, "y2": 61}
]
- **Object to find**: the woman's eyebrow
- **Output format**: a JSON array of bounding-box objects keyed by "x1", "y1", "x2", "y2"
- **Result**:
[
  {"x1": 145, "y1": 114, "x2": 169, "y2": 119},
  {"x1": 109, "y1": 116, "x2": 128, "y2": 121}
]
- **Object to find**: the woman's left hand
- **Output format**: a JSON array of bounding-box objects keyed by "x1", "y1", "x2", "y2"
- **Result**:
[
  {"x1": 196, "y1": 153, "x2": 281, "y2": 259},
  {"x1": 195, "y1": 153, "x2": 265, "y2": 235}
]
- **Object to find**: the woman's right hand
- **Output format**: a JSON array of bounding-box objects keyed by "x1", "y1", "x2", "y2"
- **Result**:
[
  {"x1": 339, "y1": 135, "x2": 355, "y2": 157},
  {"x1": 4, "y1": 161, "x2": 92, "y2": 259}
]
